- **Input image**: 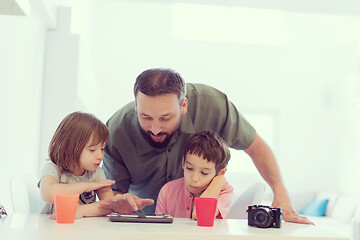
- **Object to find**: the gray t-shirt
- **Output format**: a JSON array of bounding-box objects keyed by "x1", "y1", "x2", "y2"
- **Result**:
[{"x1": 39, "y1": 161, "x2": 106, "y2": 214}]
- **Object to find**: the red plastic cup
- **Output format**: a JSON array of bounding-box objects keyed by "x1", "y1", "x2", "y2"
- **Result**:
[
  {"x1": 54, "y1": 193, "x2": 80, "y2": 224},
  {"x1": 195, "y1": 198, "x2": 218, "y2": 227}
]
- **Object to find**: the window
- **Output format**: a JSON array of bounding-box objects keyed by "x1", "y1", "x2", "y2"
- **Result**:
[
  {"x1": 227, "y1": 112, "x2": 277, "y2": 173},
  {"x1": 172, "y1": 3, "x2": 289, "y2": 46}
]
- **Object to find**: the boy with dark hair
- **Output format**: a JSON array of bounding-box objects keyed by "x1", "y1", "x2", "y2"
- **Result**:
[{"x1": 155, "y1": 130, "x2": 233, "y2": 219}]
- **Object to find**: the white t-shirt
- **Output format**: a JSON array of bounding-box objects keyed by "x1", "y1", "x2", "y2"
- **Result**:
[{"x1": 39, "y1": 161, "x2": 106, "y2": 214}]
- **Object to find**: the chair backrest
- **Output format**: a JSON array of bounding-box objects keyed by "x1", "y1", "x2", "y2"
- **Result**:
[
  {"x1": 227, "y1": 182, "x2": 266, "y2": 219},
  {"x1": 10, "y1": 172, "x2": 45, "y2": 213}
]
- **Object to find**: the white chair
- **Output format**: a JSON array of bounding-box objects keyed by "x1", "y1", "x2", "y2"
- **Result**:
[
  {"x1": 10, "y1": 172, "x2": 45, "y2": 213},
  {"x1": 227, "y1": 182, "x2": 266, "y2": 219}
]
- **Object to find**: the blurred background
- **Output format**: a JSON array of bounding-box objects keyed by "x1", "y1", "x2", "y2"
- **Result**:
[{"x1": 1, "y1": 0, "x2": 360, "y2": 213}]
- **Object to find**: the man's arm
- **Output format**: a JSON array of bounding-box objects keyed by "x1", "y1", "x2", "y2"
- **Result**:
[
  {"x1": 99, "y1": 190, "x2": 154, "y2": 214},
  {"x1": 75, "y1": 189, "x2": 152, "y2": 218},
  {"x1": 244, "y1": 133, "x2": 313, "y2": 225}
]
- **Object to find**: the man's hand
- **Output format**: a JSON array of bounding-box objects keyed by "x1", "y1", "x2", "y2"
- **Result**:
[
  {"x1": 99, "y1": 193, "x2": 154, "y2": 214},
  {"x1": 281, "y1": 208, "x2": 314, "y2": 225},
  {"x1": 272, "y1": 195, "x2": 314, "y2": 225},
  {"x1": 244, "y1": 134, "x2": 314, "y2": 225}
]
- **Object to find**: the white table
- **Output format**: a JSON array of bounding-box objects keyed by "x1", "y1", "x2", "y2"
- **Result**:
[{"x1": 0, "y1": 213, "x2": 349, "y2": 240}]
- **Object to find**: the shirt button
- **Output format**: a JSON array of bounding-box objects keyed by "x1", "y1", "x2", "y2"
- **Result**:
[
  {"x1": 189, "y1": 195, "x2": 192, "y2": 198},
  {"x1": 186, "y1": 207, "x2": 190, "y2": 210}
]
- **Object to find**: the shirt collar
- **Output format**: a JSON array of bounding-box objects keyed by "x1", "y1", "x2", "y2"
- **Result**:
[
  {"x1": 182, "y1": 178, "x2": 194, "y2": 198},
  {"x1": 133, "y1": 118, "x2": 162, "y2": 155},
  {"x1": 180, "y1": 112, "x2": 196, "y2": 134}
]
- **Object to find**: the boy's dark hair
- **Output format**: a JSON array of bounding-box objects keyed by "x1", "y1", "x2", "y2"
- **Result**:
[
  {"x1": 133, "y1": 68, "x2": 186, "y2": 105},
  {"x1": 183, "y1": 130, "x2": 231, "y2": 173},
  {"x1": 49, "y1": 111, "x2": 109, "y2": 174}
]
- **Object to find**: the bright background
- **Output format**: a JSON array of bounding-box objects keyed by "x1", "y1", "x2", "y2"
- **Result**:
[{"x1": 2, "y1": 0, "x2": 360, "y2": 213}]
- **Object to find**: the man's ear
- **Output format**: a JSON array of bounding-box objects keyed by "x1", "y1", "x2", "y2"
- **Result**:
[
  {"x1": 134, "y1": 101, "x2": 137, "y2": 113},
  {"x1": 182, "y1": 157, "x2": 185, "y2": 169},
  {"x1": 218, "y1": 167, "x2": 227, "y2": 175},
  {"x1": 181, "y1": 97, "x2": 188, "y2": 115}
]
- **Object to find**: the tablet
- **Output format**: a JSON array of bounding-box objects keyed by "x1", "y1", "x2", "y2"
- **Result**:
[{"x1": 109, "y1": 213, "x2": 173, "y2": 223}]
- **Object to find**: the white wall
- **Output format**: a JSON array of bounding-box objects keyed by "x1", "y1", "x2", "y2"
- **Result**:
[
  {"x1": 0, "y1": 3, "x2": 48, "y2": 212},
  {"x1": 39, "y1": 7, "x2": 79, "y2": 168},
  {"x1": 2, "y1": 0, "x2": 360, "y2": 213},
  {"x1": 65, "y1": 0, "x2": 360, "y2": 197}
]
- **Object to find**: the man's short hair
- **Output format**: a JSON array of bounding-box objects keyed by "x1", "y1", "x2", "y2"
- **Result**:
[
  {"x1": 183, "y1": 130, "x2": 231, "y2": 173},
  {"x1": 133, "y1": 68, "x2": 186, "y2": 104}
]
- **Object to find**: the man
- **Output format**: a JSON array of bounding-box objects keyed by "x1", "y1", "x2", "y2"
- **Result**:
[{"x1": 102, "y1": 68, "x2": 312, "y2": 224}]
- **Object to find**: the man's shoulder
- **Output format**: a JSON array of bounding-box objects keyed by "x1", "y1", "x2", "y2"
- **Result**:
[
  {"x1": 106, "y1": 101, "x2": 136, "y2": 131},
  {"x1": 186, "y1": 83, "x2": 227, "y2": 98},
  {"x1": 184, "y1": 83, "x2": 229, "y2": 125}
]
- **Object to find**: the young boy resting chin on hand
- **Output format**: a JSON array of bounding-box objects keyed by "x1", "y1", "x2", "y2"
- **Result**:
[{"x1": 155, "y1": 130, "x2": 233, "y2": 219}]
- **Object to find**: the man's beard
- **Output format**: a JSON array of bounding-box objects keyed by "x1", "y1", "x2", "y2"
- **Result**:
[
  {"x1": 140, "y1": 129, "x2": 174, "y2": 149},
  {"x1": 139, "y1": 116, "x2": 183, "y2": 149}
]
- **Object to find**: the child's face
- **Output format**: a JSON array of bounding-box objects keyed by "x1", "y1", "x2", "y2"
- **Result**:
[
  {"x1": 76, "y1": 136, "x2": 106, "y2": 175},
  {"x1": 183, "y1": 153, "x2": 217, "y2": 197}
]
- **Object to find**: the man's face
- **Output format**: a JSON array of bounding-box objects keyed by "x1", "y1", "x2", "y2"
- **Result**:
[{"x1": 135, "y1": 92, "x2": 187, "y2": 148}]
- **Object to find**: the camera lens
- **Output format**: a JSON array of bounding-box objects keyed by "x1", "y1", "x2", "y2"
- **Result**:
[
  {"x1": 253, "y1": 207, "x2": 274, "y2": 228},
  {"x1": 255, "y1": 212, "x2": 266, "y2": 222}
]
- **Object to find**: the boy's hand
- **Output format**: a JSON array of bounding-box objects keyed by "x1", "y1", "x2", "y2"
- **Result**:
[
  {"x1": 191, "y1": 172, "x2": 227, "y2": 220},
  {"x1": 211, "y1": 175, "x2": 227, "y2": 190},
  {"x1": 86, "y1": 179, "x2": 115, "y2": 192},
  {"x1": 191, "y1": 207, "x2": 197, "y2": 220}
]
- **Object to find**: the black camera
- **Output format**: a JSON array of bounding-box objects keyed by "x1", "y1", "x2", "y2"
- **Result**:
[{"x1": 247, "y1": 205, "x2": 282, "y2": 228}]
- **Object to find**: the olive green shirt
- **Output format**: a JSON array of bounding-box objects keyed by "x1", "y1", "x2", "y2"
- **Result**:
[{"x1": 102, "y1": 83, "x2": 256, "y2": 214}]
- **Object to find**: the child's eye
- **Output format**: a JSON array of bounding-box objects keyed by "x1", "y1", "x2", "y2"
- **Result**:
[
  {"x1": 89, "y1": 149, "x2": 95, "y2": 152},
  {"x1": 186, "y1": 167, "x2": 193, "y2": 171},
  {"x1": 201, "y1": 172, "x2": 209, "y2": 176}
]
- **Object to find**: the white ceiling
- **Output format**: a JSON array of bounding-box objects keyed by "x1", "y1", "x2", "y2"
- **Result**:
[
  {"x1": 0, "y1": 0, "x2": 29, "y2": 15},
  {"x1": 109, "y1": 0, "x2": 360, "y2": 16}
]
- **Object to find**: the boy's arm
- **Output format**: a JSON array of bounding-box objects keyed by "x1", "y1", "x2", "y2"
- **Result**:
[
  {"x1": 155, "y1": 185, "x2": 167, "y2": 215},
  {"x1": 40, "y1": 176, "x2": 115, "y2": 203},
  {"x1": 192, "y1": 175, "x2": 226, "y2": 219}
]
